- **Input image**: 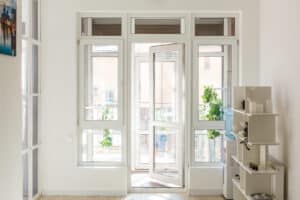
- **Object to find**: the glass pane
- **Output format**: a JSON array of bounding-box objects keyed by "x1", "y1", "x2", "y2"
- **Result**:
[
  {"x1": 22, "y1": 40, "x2": 29, "y2": 94},
  {"x1": 32, "y1": 0, "x2": 39, "y2": 40},
  {"x1": 32, "y1": 97, "x2": 38, "y2": 145},
  {"x1": 136, "y1": 62, "x2": 151, "y2": 131},
  {"x1": 194, "y1": 130, "x2": 224, "y2": 162},
  {"x1": 22, "y1": 154, "x2": 29, "y2": 200},
  {"x1": 195, "y1": 18, "x2": 224, "y2": 36},
  {"x1": 32, "y1": 149, "x2": 38, "y2": 197},
  {"x1": 22, "y1": 0, "x2": 29, "y2": 36},
  {"x1": 154, "y1": 127, "x2": 177, "y2": 171},
  {"x1": 133, "y1": 43, "x2": 165, "y2": 128},
  {"x1": 199, "y1": 45, "x2": 223, "y2": 53},
  {"x1": 92, "y1": 18, "x2": 122, "y2": 36},
  {"x1": 154, "y1": 51, "x2": 178, "y2": 122},
  {"x1": 135, "y1": 18, "x2": 182, "y2": 34},
  {"x1": 198, "y1": 55, "x2": 223, "y2": 120},
  {"x1": 132, "y1": 43, "x2": 164, "y2": 169},
  {"x1": 32, "y1": 45, "x2": 39, "y2": 93},
  {"x1": 22, "y1": 96, "x2": 28, "y2": 150},
  {"x1": 81, "y1": 129, "x2": 122, "y2": 162},
  {"x1": 137, "y1": 133, "x2": 150, "y2": 165},
  {"x1": 85, "y1": 45, "x2": 119, "y2": 121},
  {"x1": 92, "y1": 45, "x2": 118, "y2": 53}
]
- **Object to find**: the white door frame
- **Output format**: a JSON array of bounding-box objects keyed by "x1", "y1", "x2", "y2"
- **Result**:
[{"x1": 128, "y1": 37, "x2": 190, "y2": 193}]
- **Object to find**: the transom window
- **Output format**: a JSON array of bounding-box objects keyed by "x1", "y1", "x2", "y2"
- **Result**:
[
  {"x1": 194, "y1": 17, "x2": 236, "y2": 36},
  {"x1": 81, "y1": 17, "x2": 123, "y2": 36},
  {"x1": 132, "y1": 18, "x2": 184, "y2": 34}
]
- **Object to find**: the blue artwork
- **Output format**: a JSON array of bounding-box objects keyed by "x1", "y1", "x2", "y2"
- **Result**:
[{"x1": 0, "y1": 0, "x2": 16, "y2": 56}]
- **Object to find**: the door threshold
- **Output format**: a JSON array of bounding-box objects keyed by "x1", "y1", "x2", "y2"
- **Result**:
[{"x1": 129, "y1": 187, "x2": 187, "y2": 193}]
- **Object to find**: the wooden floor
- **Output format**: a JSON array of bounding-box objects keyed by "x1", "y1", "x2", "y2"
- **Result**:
[{"x1": 41, "y1": 194, "x2": 225, "y2": 200}]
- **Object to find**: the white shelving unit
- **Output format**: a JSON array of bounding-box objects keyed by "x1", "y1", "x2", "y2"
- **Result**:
[{"x1": 231, "y1": 86, "x2": 284, "y2": 200}]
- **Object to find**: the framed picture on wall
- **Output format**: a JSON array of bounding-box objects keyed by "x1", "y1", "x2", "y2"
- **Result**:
[{"x1": 0, "y1": 0, "x2": 16, "y2": 57}]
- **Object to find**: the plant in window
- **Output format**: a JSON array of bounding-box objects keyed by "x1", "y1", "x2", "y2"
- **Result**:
[
  {"x1": 207, "y1": 129, "x2": 221, "y2": 139},
  {"x1": 202, "y1": 86, "x2": 223, "y2": 139},
  {"x1": 101, "y1": 129, "x2": 112, "y2": 147},
  {"x1": 100, "y1": 107, "x2": 113, "y2": 147},
  {"x1": 101, "y1": 106, "x2": 113, "y2": 120}
]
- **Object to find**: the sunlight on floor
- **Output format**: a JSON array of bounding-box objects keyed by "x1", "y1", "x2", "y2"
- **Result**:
[{"x1": 131, "y1": 172, "x2": 180, "y2": 188}]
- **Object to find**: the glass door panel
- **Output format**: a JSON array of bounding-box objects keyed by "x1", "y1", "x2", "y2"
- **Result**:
[
  {"x1": 22, "y1": 154, "x2": 29, "y2": 200},
  {"x1": 154, "y1": 51, "x2": 178, "y2": 122},
  {"x1": 149, "y1": 44, "x2": 184, "y2": 187},
  {"x1": 197, "y1": 44, "x2": 235, "y2": 122},
  {"x1": 32, "y1": 149, "x2": 38, "y2": 197},
  {"x1": 154, "y1": 127, "x2": 177, "y2": 172}
]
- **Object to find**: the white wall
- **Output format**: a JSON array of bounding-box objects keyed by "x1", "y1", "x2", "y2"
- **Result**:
[
  {"x1": 0, "y1": 1, "x2": 22, "y2": 198},
  {"x1": 189, "y1": 167, "x2": 223, "y2": 195},
  {"x1": 41, "y1": 0, "x2": 260, "y2": 195},
  {"x1": 0, "y1": 48, "x2": 22, "y2": 200},
  {"x1": 260, "y1": 0, "x2": 300, "y2": 199}
]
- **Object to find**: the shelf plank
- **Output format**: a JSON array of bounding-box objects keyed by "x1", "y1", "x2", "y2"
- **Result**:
[
  {"x1": 231, "y1": 132, "x2": 280, "y2": 146},
  {"x1": 232, "y1": 155, "x2": 278, "y2": 175},
  {"x1": 233, "y1": 178, "x2": 277, "y2": 200},
  {"x1": 232, "y1": 178, "x2": 252, "y2": 200},
  {"x1": 233, "y1": 108, "x2": 279, "y2": 117}
]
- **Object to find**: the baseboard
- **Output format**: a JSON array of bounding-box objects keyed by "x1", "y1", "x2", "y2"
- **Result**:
[
  {"x1": 189, "y1": 188, "x2": 223, "y2": 196},
  {"x1": 42, "y1": 189, "x2": 127, "y2": 197}
]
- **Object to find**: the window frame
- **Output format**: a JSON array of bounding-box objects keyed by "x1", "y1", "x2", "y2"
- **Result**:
[
  {"x1": 21, "y1": 0, "x2": 42, "y2": 199},
  {"x1": 191, "y1": 13, "x2": 239, "y2": 166},
  {"x1": 191, "y1": 38, "x2": 238, "y2": 166},
  {"x1": 79, "y1": 39, "x2": 124, "y2": 128},
  {"x1": 77, "y1": 12, "x2": 240, "y2": 170},
  {"x1": 78, "y1": 38, "x2": 125, "y2": 166},
  {"x1": 190, "y1": 12, "x2": 241, "y2": 167}
]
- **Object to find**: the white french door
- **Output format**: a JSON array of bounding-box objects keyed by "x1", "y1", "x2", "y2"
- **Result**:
[{"x1": 149, "y1": 43, "x2": 185, "y2": 187}]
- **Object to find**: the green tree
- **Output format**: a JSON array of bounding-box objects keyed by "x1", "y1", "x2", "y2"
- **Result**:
[
  {"x1": 202, "y1": 86, "x2": 223, "y2": 139},
  {"x1": 101, "y1": 129, "x2": 112, "y2": 147},
  {"x1": 100, "y1": 106, "x2": 113, "y2": 147}
]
